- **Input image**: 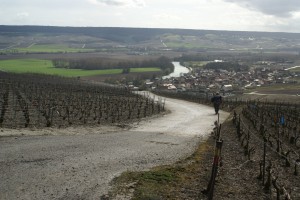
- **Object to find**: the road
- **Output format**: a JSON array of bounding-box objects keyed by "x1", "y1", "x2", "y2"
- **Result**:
[{"x1": 0, "y1": 97, "x2": 229, "y2": 199}]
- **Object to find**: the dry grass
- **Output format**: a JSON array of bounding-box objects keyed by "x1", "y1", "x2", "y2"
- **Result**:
[{"x1": 110, "y1": 140, "x2": 214, "y2": 200}]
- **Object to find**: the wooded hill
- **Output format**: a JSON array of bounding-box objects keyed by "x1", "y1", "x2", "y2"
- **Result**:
[{"x1": 1, "y1": 25, "x2": 300, "y2": 51}]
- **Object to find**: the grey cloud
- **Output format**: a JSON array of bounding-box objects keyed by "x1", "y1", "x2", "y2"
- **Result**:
[
  {"x1": 96, "y1": 0, "x2": 126, "y2": 6},
  {"x1": 132, "y1": 0, "x2": 145, "y2": 7},
  {"x1": 225, "y1": 0, "x2": 300, "y2": 17},
  {"x1": 94, "y1": 0, "x2": 145, "y2": 6}
]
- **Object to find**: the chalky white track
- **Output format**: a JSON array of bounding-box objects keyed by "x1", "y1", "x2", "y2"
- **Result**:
[{"x1": 0, "y1": 96, "x2": 229, "y2": 199}]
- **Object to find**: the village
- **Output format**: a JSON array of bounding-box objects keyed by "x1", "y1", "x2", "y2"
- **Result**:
[{"x1": 143, "y1": 60, "x2": 300, "y2": 97}]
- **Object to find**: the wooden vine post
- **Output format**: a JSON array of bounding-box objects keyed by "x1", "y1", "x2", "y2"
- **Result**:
[
  {"x1": 262, "y1": 125, "x2": 267, "y2": 185},
  {"x1": 295, "y1": 158, "x2": 300, "y2": 176},
  {"x1": 204, "y1": 121, "x2": 223, "y2": 200}
]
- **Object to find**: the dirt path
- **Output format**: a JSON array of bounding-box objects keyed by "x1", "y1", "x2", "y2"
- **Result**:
[{"x1": 0, "y1": 97, "x2": 229, "y2": 200}]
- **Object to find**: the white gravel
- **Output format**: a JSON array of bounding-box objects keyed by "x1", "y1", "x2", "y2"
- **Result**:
[{"x1": 0, "y1": 97, "x2": 229, "y2": 199}]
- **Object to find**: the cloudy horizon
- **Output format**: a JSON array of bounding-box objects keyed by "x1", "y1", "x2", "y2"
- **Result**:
[{"x1": 1, "y1": 0, "x2": 300, "y2": 33}]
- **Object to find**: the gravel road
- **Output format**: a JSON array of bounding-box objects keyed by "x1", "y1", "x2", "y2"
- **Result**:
[{"x1": 0, "y1": 97, "x2": 229, "y2": 200}]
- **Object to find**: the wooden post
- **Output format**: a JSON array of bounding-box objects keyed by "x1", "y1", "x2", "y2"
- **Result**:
[
  {"x1": 246, "y1": 127, "x2": 251, "y2": 160},
  {"x1": 217, "y1": 123, "x2": 222, "y2": 141},
  {"x1": 272, "y1": 176, "x2": 280, "y2": 200},
  {"x1": 295, "y1": 159, "x2": 300, "y2": 176},
  {"x1": 237, "y1": 115, "x2": 241, "y2": 139},
  {"x1": 276, "y1": 125, "x2": 280, "y2": 153},
  {"x1": 262, "y1": 126, "x2": 267, "y2": 185},
  {"x1": 258, "y1": 161, "x2": 263, "y2": 180},
  {"x1": 264, "y1": 161, "x2": 272, "y2": 194},
  {"x1": 233, "y1": 110, "x2": 237, "y2": 125},
  {"x1": 206, "y1": 139, "x2": 223, "y2": 200}
]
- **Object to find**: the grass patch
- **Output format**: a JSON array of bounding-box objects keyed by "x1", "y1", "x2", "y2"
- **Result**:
[
  {"x1": 130, "y1": 68, "x2": 161, "y2": 73},
  {"x1": 185, "y1": 61, "x2": 211, "y2": 68},
  {"x1": 163, "y1": 34, "x2": 182, "y2": 41},
  {"x1": 111, "y1": 168, "x2": 181, "y2": 199},
  {"x1": 165, "y1": 42, "x2": 209, "y2": 49},
  {"x1": 133, "y1": 169, "x2": 179, "y2": 199},
  {"x1": 14, "y1": 44, "x2": 94, "y2": 53},
  {"x1": 0, "y1": 59, "x2": 122, "y2": 77},
  {"x1": 291, "y1": 67, "x2": 300, "y2": 72},
  {"x1": 0, "y1": 59, "x2": 162, "y2": 77},
  {"x1": 110, "y1": 141, "x2": 213, "y2": 199}
]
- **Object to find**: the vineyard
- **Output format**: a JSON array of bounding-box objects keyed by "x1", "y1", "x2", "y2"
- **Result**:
[
  {"x1": 231, "y1": 101, "x2": 300, "y2": 199},
  {"x1": 1, "y1": 71, "x2": 299, "y2": 198},
  {"x1": 0, "y1": 72, "x2": 165, "y2": 129},
  {"x1": 152, "y1": 89, "x2": 300, "y2": 199}
]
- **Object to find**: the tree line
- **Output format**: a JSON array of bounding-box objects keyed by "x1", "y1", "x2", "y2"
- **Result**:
[
  {"x1": 204, "y1": 61, "x2": 249, "y2": 71},
  {"x1": 176, "y1": 52, "x2": 298, "y2": 64},
  {"x1": 52, "y1": 56, "x2": 174, "y2": 74}
]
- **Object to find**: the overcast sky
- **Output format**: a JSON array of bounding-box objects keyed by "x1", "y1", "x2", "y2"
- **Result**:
[{"x1": 1, "y1": 0, "x2": 300, "y2": 33}]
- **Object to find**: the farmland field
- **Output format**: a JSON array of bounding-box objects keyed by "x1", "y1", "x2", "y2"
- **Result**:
[
  {"x1": 165, "y1": 41, "x2": 211, "y2": 49},
  {"x1": 1, "y1": 44, "x2": 95, "y2": 54},
  {"x1": 130, "y1": 67, "x2": 160, "y2": 73},
  {"x1": 291, "y1": 66, "x2": 300, "y2": 72},
  {"x1": 0, "y1": 59, "x2": 161, "y2": 77},
  {"x1": 184, "y1": 61, "x2": 211, "y2": 68}
]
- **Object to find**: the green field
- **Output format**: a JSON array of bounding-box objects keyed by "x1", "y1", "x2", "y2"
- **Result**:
[
  {"x1": 290, "y1": 66, "x2": 300, "y2": 72},
  {"x1": 185, "y1": 61, "x2": 210, "y2": 68},
  {"x1": 165, "y1": 42, "x2": 205, "y2": 49},
  {"x1": 0, "y1": 59, "x2": 161, "y2": 77},
  {"x1": 163, "y1": 34, "x2": 182, "y2": 41},
  {"x1": 130, "y1": 68, "x2": 160, "y2": 73},
  {"x1": 2, "y1": 44, "x2": 94, "y2": 53}
]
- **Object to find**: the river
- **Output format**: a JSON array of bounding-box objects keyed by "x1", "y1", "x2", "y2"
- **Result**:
[{"x1": 163, "y1": 62, "x2": 190, "y2": 79}]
